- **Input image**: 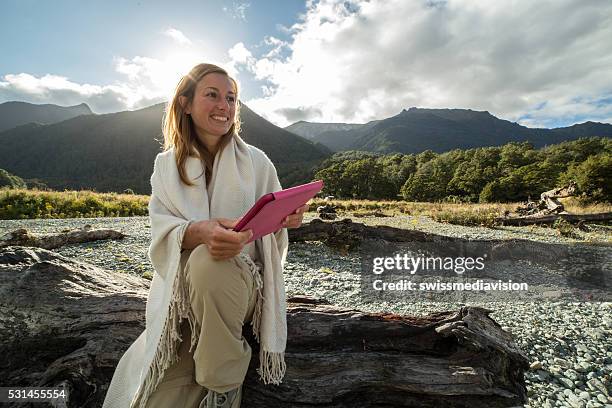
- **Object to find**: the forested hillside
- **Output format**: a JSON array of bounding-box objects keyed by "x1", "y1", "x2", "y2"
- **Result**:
[
  {"x1": 0, "y1": 103, "x2": 330, "y2": 193},
  {"x1": 314, "y1": 137, "x2": 611, "y2": 203}
]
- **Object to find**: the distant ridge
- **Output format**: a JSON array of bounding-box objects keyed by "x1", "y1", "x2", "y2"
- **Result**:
[
  {"x1": 286, "y1": 107, "x2": 612, "y2": 153},
  {"x1": 0, "y1": 101, "x2": 93, "y2": 132},
  {"x1": 285, "y1": 121, "x2": 364, "y2": 139},
  {"x1": 0, "y1": 102, "x2": 329, "y2": 194}
]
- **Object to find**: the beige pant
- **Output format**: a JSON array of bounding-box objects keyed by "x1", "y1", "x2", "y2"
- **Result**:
[{"x1": 145, "y1": 244, "x2": 258, "y2": 408}]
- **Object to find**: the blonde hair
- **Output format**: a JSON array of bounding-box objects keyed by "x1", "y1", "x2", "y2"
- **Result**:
[{"x1": 162, "y1": 63, "x2": 242, "y2": 186}]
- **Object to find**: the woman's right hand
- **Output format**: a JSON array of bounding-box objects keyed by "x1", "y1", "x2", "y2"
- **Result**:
[{"x1": 183, "y1": 218, "x2": 253, "y2": 261}]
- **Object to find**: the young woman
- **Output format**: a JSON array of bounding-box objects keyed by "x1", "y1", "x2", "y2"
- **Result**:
[{"x1": 103, "y1": 63, "x2": 307, "y2": 408}]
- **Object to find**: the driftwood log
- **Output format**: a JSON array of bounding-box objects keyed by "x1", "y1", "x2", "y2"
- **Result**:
[
  {"x1": 495, "y1": 212, "x2": 612, "y2": 226},
  {"x1": 0, "y1": 246, "x2": 147, "y2": 408},
  {"x1": 538, "y1": 182, "x2": 576, "y2": 214},
  {"x1": 0, "y1": 225, "x2": 125, "y2": 250},
  {"x1": 515, "y1": 182, "x2": 577, "y2": 216},
  {"x1": 0, "y1": 245, "x2": 528, "y2": 407},
  {"x1": 243, "y1": 296, "x2": 528, "y2": 407},
  {"x1": 504, "y1": 182, "x2": 611, "y2": 226},
  {"x1": 288, "y1": 218, "x2": 458, "y2": 251}
]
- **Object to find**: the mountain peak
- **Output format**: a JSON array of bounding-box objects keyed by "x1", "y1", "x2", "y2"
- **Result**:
[{"x1": 0, "y1": 101, "x2": 94, "y2": 132}]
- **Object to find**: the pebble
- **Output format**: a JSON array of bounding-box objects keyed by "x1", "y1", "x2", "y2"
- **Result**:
[
  {"x1": 588, "y1": 379, "x2": 609, "y2": 396},
  {"x1": 565, "y1": 370, "x2": 580, "y2": 381},
  {"x1": 530, "y1": 361, "x2": 543, "y2": 370},
  {"x1": 560, "y1": 377, "x2": 576, "y2": 389},
  {"x1": 536, "y1": 370, "x2": 550, "y2": 381}
]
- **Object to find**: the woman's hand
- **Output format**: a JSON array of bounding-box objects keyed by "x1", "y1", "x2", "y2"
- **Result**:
[
  {"x1": 282, "y1": 204, "x2": 309, "y2": 229},
  {"x1": 185, "y1": 218, "x2": 253, "y2": 261}
]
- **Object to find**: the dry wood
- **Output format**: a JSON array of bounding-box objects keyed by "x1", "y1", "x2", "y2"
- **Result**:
[
  {"x1": 515, "y1": 182, "x2": 577, "y2": 216},
  {"x1": 243, "y1": 296, "x2": 528, "y2": 407},
  {"x1": 0, "y1": 246, "x2": 148, "y2": 408},
  {"x1": 539, "y1": 182, "x2": 577, "y2": 214},
  {"x1": 496, "y1": 212, "x2": 612, "y2": 226},
  {"x1": 288, "y1": 218, "x2": 459, "y2": 250},
  {"x1": 0, "y1": 224, "x2": 125, "y2": 250}
]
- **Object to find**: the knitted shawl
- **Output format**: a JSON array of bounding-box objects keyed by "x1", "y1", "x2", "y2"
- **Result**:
[{"x1": 103, "y1": 135, "x2": 289, "y2": 408}]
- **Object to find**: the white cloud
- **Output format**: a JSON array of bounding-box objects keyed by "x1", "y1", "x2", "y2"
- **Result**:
[
  {"x1": 263, "y1": 36, "x2": 289, "y2": 58},
  {"x1": 228, "y1": 42, "x2": 255, "y2": 70},
  {"x1": 242, "y1": 0, "x2": 612, "y2": 127},
  {"x1": 0, "y1": 73, "x2": 142, "y2": 113},
  {"x1": 0, "y1": 52, "x2": 228, "y2": 113},
  {"x1": 2, "y1": 1, "x2": 611, "y2": 128},
  {"x1": 223, "y1": 2, "x2": 250, "y2": 22},
  {"x1": 0, "y1": 29, "x2": 232, "y2": 114},
  {"x1": 163, "y1": 27, "x2": 192, "y2": 46}
]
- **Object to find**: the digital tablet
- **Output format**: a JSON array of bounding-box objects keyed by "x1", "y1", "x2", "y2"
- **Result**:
[{"x1": 233, "y1": 180, "x2": 324, "y2": 243}]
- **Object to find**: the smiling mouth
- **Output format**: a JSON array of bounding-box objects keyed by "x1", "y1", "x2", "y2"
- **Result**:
[{"x1": 211, "y1": 115, "x2": 229, "y2": 122}]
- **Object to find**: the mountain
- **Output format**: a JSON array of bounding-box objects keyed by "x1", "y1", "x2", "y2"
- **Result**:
[
  {"x1": 285, "y1": 121, "x2": 364, "y2": 139},
  {"x1": 286, "y1": 121, "x2": 378, "y2": 152},
  {"x1": 0, "y1": 103, "x2": 330, "y2": 194},
  {"x1": 240, "y1": 106, "x2": 332, "y2": 186},
  {"x1": 287, "y1": 108, "x2": 612, "y2": 153},
  {"x1": 0, "y1": 101, "x2": 93, "y2": 132},
  {"x1": 550, "y1": 121, "x2": 612, "y2": 138}
]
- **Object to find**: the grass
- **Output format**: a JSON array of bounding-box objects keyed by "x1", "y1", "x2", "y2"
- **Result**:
[
  {"x1": 308, "y1": 197, "x2": 611, "y2": 227},
  {"x1": 0, "y1": 188, "x2": 149, "y2": 219},
  {"x1": 1, "y1": 188, "x2": 609, "y2": 229}
]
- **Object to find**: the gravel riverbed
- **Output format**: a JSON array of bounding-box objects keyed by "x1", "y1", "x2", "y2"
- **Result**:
[{"x1": 1, "y1": 214, "x2": 610, "y2": 408}]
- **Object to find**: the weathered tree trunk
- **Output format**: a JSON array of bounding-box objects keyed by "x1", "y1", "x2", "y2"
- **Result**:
[
  {"x1": 0, "y1": 225, "x2": 125, "y2": 250},
  {"x1": 288, "y1": 218, "x2": 458, "y2": 250},
  {"x1": 0, "y1": 246, "x2": 148, "y2": 408},
  {"x1": 514, "y1": 182, "x2": 577, "y2": 216},
  {"x1": 0, "y1": 246, "x2": 528, "y2": 407},
  {"x1": 243, "y1": 296, "x2": 529, "y2": 407},
  {"x1": 496, "y1": 212, "x2": 612, "y2": 226},
  {"x1": 539, "y1": 183, "x2": 576, "y2": 214}
]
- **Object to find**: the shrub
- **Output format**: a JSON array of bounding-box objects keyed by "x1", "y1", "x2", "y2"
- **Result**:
[{"x1": 0, "y1": 188, "x2": 149, "y2": 219}]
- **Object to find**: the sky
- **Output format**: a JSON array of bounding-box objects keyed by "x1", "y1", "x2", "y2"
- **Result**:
[{"x1": 1, "y1": 0, "x2": 611, "y2": 128}]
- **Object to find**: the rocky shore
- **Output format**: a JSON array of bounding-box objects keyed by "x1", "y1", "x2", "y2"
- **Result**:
[{"x1": 1, "y1": 214, "x2": 610, "y2": 408}]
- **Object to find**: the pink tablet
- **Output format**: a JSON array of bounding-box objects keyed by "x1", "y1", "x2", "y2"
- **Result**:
[{"x1": 233, "y1": 180, "x2": 324, "y2": 243}]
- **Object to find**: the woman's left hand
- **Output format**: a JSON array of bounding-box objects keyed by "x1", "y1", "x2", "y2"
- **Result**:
[{"x1": 282, "y1": 204, "x2": 309, "y2": 229}]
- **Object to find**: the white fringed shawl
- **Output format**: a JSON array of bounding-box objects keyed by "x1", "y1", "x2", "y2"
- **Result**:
[{"x1": 102, "y1": 135, "x2": 289, "y2": 408}]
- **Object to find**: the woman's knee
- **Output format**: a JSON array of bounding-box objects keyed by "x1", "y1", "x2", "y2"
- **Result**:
[{"x1": 185, "y1": 244, "x2": 247, "y2": 294}]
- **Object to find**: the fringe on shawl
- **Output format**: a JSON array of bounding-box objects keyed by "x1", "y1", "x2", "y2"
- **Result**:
[
  {"x1": 132, "y1": 222, "x2": 199, "y2": 408},
  {"x1": 237, "y1": 253, "x2": 264, "y2": 341},
  {"x1": 237, "y1": 253, "x2": 286, "y2": 385},
  {"x1": 257, "y1": 349, "x2": 287, "y2": 385}
]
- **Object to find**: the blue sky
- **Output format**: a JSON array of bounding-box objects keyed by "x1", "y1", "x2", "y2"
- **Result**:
[
  {"x1": 1, "y1": 0, "x2": 611, "y2": 128},
  {"x1": 0, "y1": 0, "x2": 304, "y2": 100}
]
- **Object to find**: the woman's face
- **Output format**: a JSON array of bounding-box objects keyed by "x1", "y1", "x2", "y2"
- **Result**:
[{"x1": 185, "y1": 72, "x2": 237, "y2": 141}]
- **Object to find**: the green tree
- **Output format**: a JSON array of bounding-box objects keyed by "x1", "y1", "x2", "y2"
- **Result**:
[
  {"x1": 480, "y1": 161, "x2": 563, "y2": 202},
  {"x1": 401, "y1": 158, "x2": 451, "y2": 201},
  {"x1": 0, "y1": 169, "x2": 27, "y2": 189},
  {"x1": 559, "y1": 153, "x2": 612, "y2": 202},
  {"x1": 416, "y1": 150, "x2": 437, "y2": 165},
  {"x1": 498, "y1": 142, "x2": 535, "y2": 175},
  {"x1": 315, "y1": 161, "x2": 352, "y2": 198},
  {"x1": 378, "y1": 154, "x2": 417, "y2": 198},
  {"x1": 447, "y1": 147, "x2": 501, "y2": 202}
]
